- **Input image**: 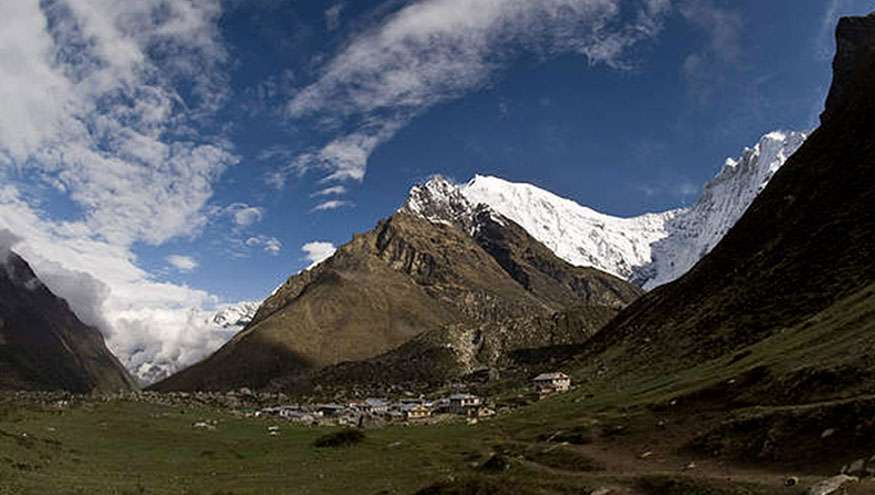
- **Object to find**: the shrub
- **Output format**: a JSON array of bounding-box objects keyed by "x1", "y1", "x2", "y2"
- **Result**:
[{"x1": 313, "y1": 429, "x2": 365, "y2": 448}]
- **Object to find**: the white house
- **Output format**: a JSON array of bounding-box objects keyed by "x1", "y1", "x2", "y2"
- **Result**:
[
  {"x1": 448, "y1": 393, "x2": 482, "y2": 415},
  {"x1": 364, "y1": 398, "x2": 390, "y2": 415},
  {"x1": 533, "y1": 372, "x2": 571, "y2": 395}
]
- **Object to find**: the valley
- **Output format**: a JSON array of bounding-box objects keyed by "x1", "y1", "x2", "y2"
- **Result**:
[{"x1": 0, "y1": 6, "x2": 873, "y2": 495}]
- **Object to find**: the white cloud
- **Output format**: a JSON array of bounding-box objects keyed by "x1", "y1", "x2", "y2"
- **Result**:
[
  {"x1": 277, "y1": 0, "x2": 671, "y2": 190},
  {"x1": 313, "y1": 199, "x2": 353, "y2": 211},
  {"x1": 301, "y1": 241, "x2": 337, "y2": 269},
  {"x1": 0, "y1": 0, "x2": 237, "y2": 246},
  {"x1": 222, "y1": 203, "x2": 266, "y2": 227},
  {"x1": 245, "y1": 235, "x2": 282, "y2": 255},
  {"x1": 0, "y1": 1, "x2": 246, "y2": 384},
  {"x1": 0, "y1": 228, "x2": 22, "y2": 262},
  {"x1": 312, "y1": 185, "x2": 349, "y2": 197},
  {"x1": 0, "y1": 185, "x2": 242, "y2": 383},
  {"x1": 166, "y1": 255, "x2": 199, "y2": 272}
]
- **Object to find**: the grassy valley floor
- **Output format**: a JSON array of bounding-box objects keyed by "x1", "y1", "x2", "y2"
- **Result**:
[{"x1": 4, "y1": 389, "x2": 875, "y2": 495}]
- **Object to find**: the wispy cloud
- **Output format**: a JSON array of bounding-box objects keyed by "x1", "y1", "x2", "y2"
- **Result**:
[
  {"x1": 678, "y1": 0, "x2": 743, "y2": 102},
  {"x1": 324, "y1": 2, "x2": 345, "y2": 32},
  {"x1": 166, "y1": 255, "x2": 199, "y2": 272},
  {"x1": 312, "y1": 199, "x2": 354, "y2": 211},
  {"x1": 311, "y1": 185, "x2": 349, "y2": 197},
  {"x1": 301, "y1": 241, "x2": 337, "y2": 269},
  {"x1": 634, "y1": 178, "x2": 700, "y2": 201},
  {"x1": 275, "y1": 0, "x2": 672, "y2": 194}
]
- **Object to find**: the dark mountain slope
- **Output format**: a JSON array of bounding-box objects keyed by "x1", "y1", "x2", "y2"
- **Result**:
[
  {"x1": 155, "y1": 205, "x2": 640, "y2": 392},
  {"x1": 568, "y1": 12, "x2": 875, "y2": 404},
  {"x1": 0, "y1": 251, "x2": 134, "y2": 392}
]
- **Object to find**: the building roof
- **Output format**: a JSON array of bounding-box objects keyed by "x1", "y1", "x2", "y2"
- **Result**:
[
  {"x1": 534, "y1": 372, "x2": 570, "y2": 381},
  {"x1": 448, "y1": 393, "x2": 479, "y2": 400}
]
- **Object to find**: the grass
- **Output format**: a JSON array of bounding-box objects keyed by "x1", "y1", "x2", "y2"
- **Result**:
[
  {"x1": 0, "y1": 400, "x2": 497, "y2": 495},
  {"x1": 0, "y1": 392, "x2": 788, "y2": 495}
]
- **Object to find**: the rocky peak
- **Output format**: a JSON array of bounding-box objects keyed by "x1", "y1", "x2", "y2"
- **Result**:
[
  {"x1": 403, "y1": 175, "x2": 473, "y2": 226},
  {"x1": 821, "y1": 12, "x2": 875, "y2": 124}
]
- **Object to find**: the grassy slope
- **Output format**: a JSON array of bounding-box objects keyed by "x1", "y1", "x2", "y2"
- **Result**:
[
  {"x1": 565, "y1": 21, "x2": 875, "y2": 407},
  {"x1": 0, "y1": 395, "x2": 804, "y2": 495}
]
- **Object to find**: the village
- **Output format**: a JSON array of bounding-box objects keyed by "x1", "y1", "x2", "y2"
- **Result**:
[
  {"x1": 0, "y1": 372, "x2": 573, "y2": 431},
  {"x1": 246, "y1": 371, "x2": 573, "y2": 427}
]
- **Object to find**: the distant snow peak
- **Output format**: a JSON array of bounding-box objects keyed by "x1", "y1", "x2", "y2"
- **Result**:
[
  {"x1": 209, "y1": 302, "x2": 259, "y2": 329},
  {"x1": 403, "y1": 130, "x2": 807, "y2": 289}
]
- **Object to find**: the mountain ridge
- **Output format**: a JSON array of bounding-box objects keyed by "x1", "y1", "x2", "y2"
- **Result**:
[
  {"x1": 0, "y1": 249, "x2": 135, "y2": 393},
  {"x1": 409, "y1": 129, "x2": 806, "y2": 291},
  {"x1": 153, "y1": 192, "x2": 640, "y2": 391},
  {"x1": 561, "y1": 11, "x2": 875, "y2": 405}
]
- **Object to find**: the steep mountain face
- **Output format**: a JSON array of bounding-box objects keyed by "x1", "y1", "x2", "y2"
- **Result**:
[
  {"x1": 432, "y1": 130, "x2": 805, "y2": 290},
  {"x1": 636, "y1": 131, "x2": 808, "y2": 289},
  {"x1": 0, "y1": 250, "x2": 135, "y2": 392},
  {"x1": 570, "y1": 12, "x2": 875, "y2": 405},
  {"x1": 208, "y1": 302, "x2": 259, "y2": 331},
  {"x1": 458, "y1": 175, "x2": 678, "y2": 282},
  {"x1": 154, "y1": 188, "x2": 640, "y2": 391}
]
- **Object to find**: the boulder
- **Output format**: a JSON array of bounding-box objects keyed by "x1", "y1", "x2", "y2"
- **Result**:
[{"x1": 806, "y1": 475, "x2": 858, "y2": 495}]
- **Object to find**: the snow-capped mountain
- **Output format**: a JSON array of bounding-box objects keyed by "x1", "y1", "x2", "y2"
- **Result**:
[
  {"x1": 209, "y1": 301, "x2": 259, "y2": 330},
  {"x1": 405, "y1": 130, "x2": 807, "y2": 290},
  {"x1": 638, "y1": 131, "x2": 808, "y2": 289}
]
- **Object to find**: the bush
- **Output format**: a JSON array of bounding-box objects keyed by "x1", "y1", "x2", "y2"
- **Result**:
[{"x1": 313, "y1": 429, "x2": 365, "y2": 448}]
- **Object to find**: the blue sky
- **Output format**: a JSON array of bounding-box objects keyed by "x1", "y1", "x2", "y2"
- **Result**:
[
  {"x1": 187, "y1": 0, "x2": 869, "y2": 302},
  {"x1": 0, "y1": 0, "x2": 871, "y2": 379}
]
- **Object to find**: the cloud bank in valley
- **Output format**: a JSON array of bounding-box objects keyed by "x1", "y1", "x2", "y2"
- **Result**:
[{"x1": 0, "y1": 1, "x2": 246, "y2": 383}]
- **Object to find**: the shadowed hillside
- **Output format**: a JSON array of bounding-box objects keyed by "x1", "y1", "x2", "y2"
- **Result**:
[
  {"x1": 565, "y1": 12, "x2": 875, "y2": 407},
  {"x1": 0, "y1": 251, "x2": 134, "y2": 393}
]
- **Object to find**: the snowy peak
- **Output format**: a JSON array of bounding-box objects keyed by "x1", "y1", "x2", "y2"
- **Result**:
[
  {"x1": 404, "y1": 130, "x2": 807, "y2": 289},
  {"x1": 459, "y1": 175, "x2": 679, "y2": 280},
  {"x1": 637, "y1": 130, "x2": 808, "y2": 289},
  {"x1": 209, "y1": 302, "x2": 259, "y2": 330},
  {"x1": 403, "y1": 175, "x2": 475, "y2": 226}
]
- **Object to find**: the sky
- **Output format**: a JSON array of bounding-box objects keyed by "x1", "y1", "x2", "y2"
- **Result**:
[{"x1": 0, "y1": 0, "x2": 871, "y2": 382}]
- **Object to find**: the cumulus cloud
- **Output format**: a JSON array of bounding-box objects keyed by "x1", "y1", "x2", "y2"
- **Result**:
[
  {"x1": 302, "y1": 241, "x2": 337, "y2": 269},
  {"x1": 0, "y1": 0, "x2": 237, "y2": 246},
  {"x1": 0, "y1": 185, "x2": 244, "y2": 383},
  {"x1": 222, "y1": 203, "x2": 266, "y2": 227},
  {"x1": 276, "y1": 0, "x2": 672, "y2": 192},
  {"x1": 245, "y1": 235, "x2": 283, "y2": 255},
  {"x1": 0, "y1": 1, "x2": 248, "y2": 384},
  {"x1": 166, "y1": 255, "x2": 199, "y2": 272}
]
